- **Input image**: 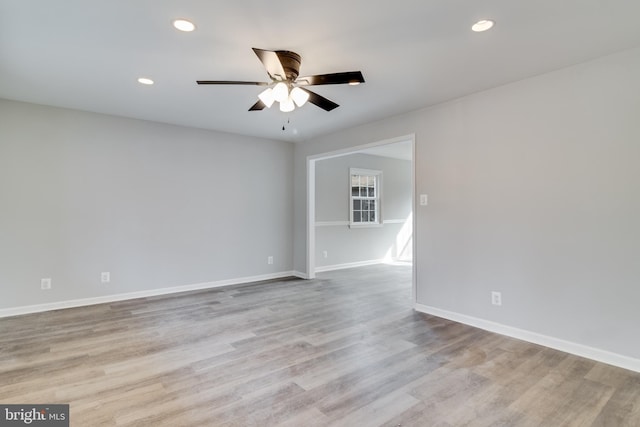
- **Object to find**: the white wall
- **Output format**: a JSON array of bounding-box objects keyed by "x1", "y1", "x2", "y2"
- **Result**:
[
  {"x1": 294, "y1": 47, "x2": 640, "y2": 362},
  {"x1": 0, "y1": 99, "x2": 294, "y2": 311},
  {"x1": 315, "y1": 153, "x2": 411, "y2": 268}
]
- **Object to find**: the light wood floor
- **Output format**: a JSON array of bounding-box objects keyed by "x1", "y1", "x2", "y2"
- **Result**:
[{"x1": 1, "y1": 264, "x2": 639, "y2": 426}]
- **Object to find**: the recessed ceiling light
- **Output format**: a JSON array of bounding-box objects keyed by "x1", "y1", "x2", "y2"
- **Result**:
[
  {"x1": 137, "y1": 77, "x2": 154, "y2": 85},
  {"x1": 173, "y1": 19, "x2": 196, "y2": 32},
  {"x1": 348, "y1": 81, "x2": 361, "y2": 86},
  {"x1": 472, "y1": 19, "x2": 494, "y2": 32}
]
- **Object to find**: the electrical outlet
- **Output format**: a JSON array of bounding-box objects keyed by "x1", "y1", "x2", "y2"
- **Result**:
[
  {"x1": 322, "y1": 250, "x2": 328, "y2": 258},
  {"x1": 41, "y1": 278, "x2": 52, "y2": 290},
  {"x1": 267, "y1": 256, "x2": 274, "y2": 265},
  {"x1": 101, "y1": 272, "x2": 110, "y2": 283},
  {"x1": 491, "y1": 291, "x2": 502, "y2": 306}
]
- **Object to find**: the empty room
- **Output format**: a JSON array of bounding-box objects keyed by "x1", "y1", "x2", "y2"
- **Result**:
[{"x1": 1, "y1": 1, "x2": 640, "y2": 426}]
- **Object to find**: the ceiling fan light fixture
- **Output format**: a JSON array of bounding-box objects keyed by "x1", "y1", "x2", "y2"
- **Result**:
[
  {"x1": 472, "y1": 19, "x2": 494, "y2": 32},
  {"x1": 348, "y1": 81, "x2": 360, "y2": 86},
  {"x1": 258, "y1": 87, "x2": 275, "y2": 108},
  {"x1": 173, "y1": 19, "x2": 196, "y2": 32},
  {"x1": 290, "y1": 87, "x2": 309, "y2": 107},
  {"x1": 272, "y1": 82, "x2": 289, "y2": 103},
  {"x1": 196, "y1": 48, "x2": 364, "y2": 112},
  {"x1": 279, "y1": 96, "x2": 295, "y2": 113}
]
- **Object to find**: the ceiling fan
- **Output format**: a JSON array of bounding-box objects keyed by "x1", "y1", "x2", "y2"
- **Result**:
[{"x1": 197, "y1": 48, "x2": 365, "y2": 112}]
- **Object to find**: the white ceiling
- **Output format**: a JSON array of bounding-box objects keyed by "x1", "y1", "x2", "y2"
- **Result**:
[
  {"x1": 1, "y1": 1, "x2": 640, "y2": 143},
  {"x1": 358, "y1": 141, "x2": 413, "y2": 162}
]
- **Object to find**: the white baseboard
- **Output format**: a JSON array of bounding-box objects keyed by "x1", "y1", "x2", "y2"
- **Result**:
[
  {"x1": 315, "y1": 258, "x2": 412, "y2": 273},
  {"x1": 0, "y1": 271, "x2": 296, "y2": 319},
  {"x1": 292, "y1": 271, "x2": 309, "y2": 279},
  {"x1": 414, "y1": 304, "x2": 640, "y2": 373},
  {"x1": 315, "y1": 259, "x2": 386, "y2": 273}
]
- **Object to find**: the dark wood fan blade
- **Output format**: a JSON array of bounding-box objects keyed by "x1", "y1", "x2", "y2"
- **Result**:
[
  {"x1": 252, "y1": 48, "x2": 287, "y2": 81},
  {"x1": 301, "y1": 88, "x2": 339, "y2": 111},
  {"x1": 296, "y1": 71, "x2": 364, "y2": 86},
  {"x1": 248, "y1": 99, "x2": 266, "y2": 111},
  {"x1": 197, "y1": 80, "x2": 269, "y2": 85}
]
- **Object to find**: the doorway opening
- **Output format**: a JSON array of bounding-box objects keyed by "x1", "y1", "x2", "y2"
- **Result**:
[{"x1": 306, "y1": 134, "x2": 416, "y2": 303}]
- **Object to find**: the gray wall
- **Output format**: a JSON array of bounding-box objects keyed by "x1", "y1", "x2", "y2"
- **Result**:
[
  {"x1": 0, "y1": 99, "x2": 294, "y2": 309},
  {"x1": 315, "y1": 153, "x2": 411, "y2": 268},
  {"x1": 294, "y1": 47, "x2": 640, "y2": 359}
]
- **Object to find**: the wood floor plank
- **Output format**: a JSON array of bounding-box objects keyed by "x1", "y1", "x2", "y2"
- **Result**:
[
  {"x1": 1, "y1": 264, "x2": 640, "y2": 426},
  {"x1": 326, "y1": 388, "x2": 420, "y2": 427}
]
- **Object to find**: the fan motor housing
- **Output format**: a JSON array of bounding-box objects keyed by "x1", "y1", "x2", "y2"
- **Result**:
[{"x1": 276, "y1": 50, "x2": 302, "y2": 81}]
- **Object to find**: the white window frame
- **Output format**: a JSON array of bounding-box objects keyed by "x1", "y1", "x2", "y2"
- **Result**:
[{"x1": 349, "y1": 168, "x2": 382, "y2": 228}]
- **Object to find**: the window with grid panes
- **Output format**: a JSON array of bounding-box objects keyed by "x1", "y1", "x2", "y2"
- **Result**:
[{"x1": 349, "y1": 168, "x2": 382, "y2": 227}]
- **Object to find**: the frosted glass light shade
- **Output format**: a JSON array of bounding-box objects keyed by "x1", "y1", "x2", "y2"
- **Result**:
[
  {"x1": 290, "y1": 87, "x2": 309, "y2": 107},
  {"x1": 272, "y1": 82, "x2": 289, "y2": 102},
  {"x1": 258, "y1": 87, "x2": 275, "y2": 108},
  {"x1": 279, "y1": 96, "x2": 295, "y2": 112}
]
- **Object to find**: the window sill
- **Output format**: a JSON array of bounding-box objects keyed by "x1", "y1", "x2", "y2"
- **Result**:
[{"x1": 349, "y1": 223, "x2": 383, "y2": 229}]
